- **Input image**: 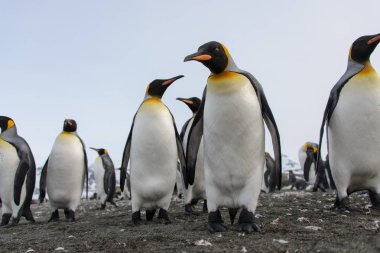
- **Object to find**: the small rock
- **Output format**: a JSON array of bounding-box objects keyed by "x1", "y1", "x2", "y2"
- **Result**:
[
  {"x1": 55, "y1": 247, "x2": 65, "y2": 251},
  {"x1": 273, "y1": 239, "x2": 289, "y2": 244},
  {"x1": 241, "y1": 246, "x2": 248, "y2": 253},
  {"x1": 25, "y1": 249, "x2": 35, "y2": 253},
  {"x1": 194, "y1": 239, "x2": 212, "y2": 246},
  {"x1": 68, "y1": 235, "x2": 75, "y2": 238},
  {"x1": 304, "y1": 226, "x2": 322, "y2": 231},
  {"x1": 120, "y1": 229, "x2": 125, "y2": 232},
  {"x1": 297, "y1": 217, "x2": 309, "y2": 223},
  {"x1": 271, "y1": 218, "x2": 280, "y2": 225}
]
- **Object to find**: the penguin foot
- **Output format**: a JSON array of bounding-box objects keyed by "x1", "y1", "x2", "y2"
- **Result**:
[
  {"x1": 228, "y1": 208, "x2": 239, "y2": 225},
  {"x1": 185, "y1": 204, "x2": 193, "y2": 213},
  {"x1": 100, "y1": 204, "x2": 106, "y2": 210},
  {"x1": 0, "y1": 213, "x2": 12, "y2": 226},
  {"x1": 333, "y1": 196, "x2": 350, "y2": 210},
  {"x1": 48, "y1": 210, "x2": 60, "y2": 222},
  {"x1": 191, "y1": 199, "x2": 198, "y2": 205},
  {"x1": 369, "y1": 191, "x2": 380, "y2": 210},
  {"x1": 236, "y1": 208, "x2": 261, "y2": 234},
  {"x1": 158, "y1": 209, "x2": 171, "y2": 224},
  {"x1": 11, "y1": 217, "x2": 20, "y2": 225},
  {"x1": 146, "y1": 209, "x2": 156, "y2": 221},
  {"x1": 207, "y1": 210, "x2": 226, "y2": 233},
  {"x1": 132, "y1": 211, "x2": 142, "y2": 226},
  {"x1": 66, "y1": 210, "x2": 75, "y2": 222},
  {"x1": 203, "y1": 200, "x2": 208, "y2": 213},
  {"x1": 23, "y1": 209, "x2": 35, "y2": 223},
  {"x1": 110, "y1": 201, "x2": 118, "y2": 208}
]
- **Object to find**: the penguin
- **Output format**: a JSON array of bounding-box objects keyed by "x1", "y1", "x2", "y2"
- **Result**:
[
  {"x1": 184, "y1": 41, "x2": 282, "y2": 233},
  {"x1": 298, "y1": 142, "x2": 318, "y2": 184},
  {"x1": 261, "y1": 152, "x2": 277, "y2": 193},
  {"x1": 317, "y1": 33, "x2": 380, "y2": 210},
  {"x1": 0, "y1": 116, "x2": 35, "y2": 226},
  {"x1": 39, "y1": 119, "x2": 88, "y2": 221},
  {"x1": 177, "y1": 97, "x2": 207, "y2": 213},
  {"x1": 90, "y1": 148, "x2": 116, "y2": 209},
  {"x1": 120, "y1": 75, "x2": 186, "y2": 225}
]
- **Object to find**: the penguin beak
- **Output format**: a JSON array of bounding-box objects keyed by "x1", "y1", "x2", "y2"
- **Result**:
[
  {"x1": 368, "y1": 34, "x2": 380, "y2": 45},
  {"x1": 176, "y1": 98, "x2": 194, "y2": 105},
  {"x1": 90, "y1": 147, "x2": 99, "y2": 152},
  {"x1": 162, "y1": 75, "x2": 184, "y2": 86},
  {"x1": 184, "y1": 52, "x2": 212, "y2": 62}
]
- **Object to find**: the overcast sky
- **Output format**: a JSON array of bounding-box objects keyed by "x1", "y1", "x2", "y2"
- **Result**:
[{"x1": 1, "y1": 1, "x2": 379, "y2": 167}]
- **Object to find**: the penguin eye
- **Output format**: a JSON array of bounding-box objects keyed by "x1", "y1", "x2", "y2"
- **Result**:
[{"x1": 214, "y1": 47, "x2": 220, "y2": 52}]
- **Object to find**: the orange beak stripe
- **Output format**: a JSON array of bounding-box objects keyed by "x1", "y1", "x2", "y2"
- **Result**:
[
  {"x1": 368, "y1": 35, "x2": 380, "y2": 45},
  {"x1": 192, "y1": 54, "x2": 212, "y2": 61}
]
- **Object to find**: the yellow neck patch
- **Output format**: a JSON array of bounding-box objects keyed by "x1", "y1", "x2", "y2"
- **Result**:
[
  {"x1": 221, "y1": 44, "x2": 230, "y2": 67},
  {"x1": 208, "y1": 71, "x2": 240, "y2": 81},
  {"x1": 356, "y1": 62, "x2": 377, "y2": 77},
  {"x1": 7, "y1": 120, "x2": 15, "y2": 129},
  {"x1": 144, "y1": 97, "x2": 162, "y2": 104}
]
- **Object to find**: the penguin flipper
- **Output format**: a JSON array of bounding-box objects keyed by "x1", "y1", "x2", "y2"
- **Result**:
[
  {"x1": 317, "y1": 60, "x2": 364, "y2": 168},
  {"x1": 39, "y1": 158, "x2": 49, "y2": 203},
  {"x1": 303, "y1": 157, "x2": 311, "y2": 182},
  {"x1": 185, "y1": 87, "x2": 206, "y2": 188},
  {"x1": 13, "y1": 157, "x2": 29, "y2": 206},
  {"x1": 101, "y1": 154, "x2": 115, "y2": 199},
  {"x1": 167, "y1": 109, "x2": 187, "y2": 190},
  {"x1": 179, "y1": 119, "x2": 191, "y2": 142},
  {"x1": 120, "y1": 112, "x2": 137, "y2": 192},
  {"x1": 75, "y1": 135, "x2": 89, "y2": 199},
  {"x1": 235, "y1": 70, "x2": 282, "y2": 190}
]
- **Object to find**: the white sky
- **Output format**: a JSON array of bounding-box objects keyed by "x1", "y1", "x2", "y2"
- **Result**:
[{"x1": 0, "y1": 1, "x2": 379, "y2": 167}]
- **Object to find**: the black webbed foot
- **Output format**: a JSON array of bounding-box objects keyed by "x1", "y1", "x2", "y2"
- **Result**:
[
  {"x1": 48, "y1": 209, "x2": 60, "y2": 222},
  {"x1": 0, "y1": 213, "x2": 12, "y2": 226},
  {"x1": 146, "y1": 209, "x2": 156, "y2": 221},
  {"x1": 158, "y1": 208, "x2": 171, "y2": 224},
  {"x1": 207, "y1": 209, "x2": 227, "y2": 233},
  {"x1": 236, "y1": 208, "x2": 261, "y2": 234},
  {"x1": 132, "y1": 211, "x2": 142, "y2": 226},
  {"x1": 185, "y1": 204, "x2": 193, "y2": 213}
]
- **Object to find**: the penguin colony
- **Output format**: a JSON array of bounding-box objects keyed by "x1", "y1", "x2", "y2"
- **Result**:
[{"x1": 0, "y1": 34, "x2": 379, "y2": 234}]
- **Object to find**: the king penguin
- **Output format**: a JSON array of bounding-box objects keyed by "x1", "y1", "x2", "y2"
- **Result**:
[
  {"x1": 0, "y1": 116, "x2": 35, "y2": 226},
  {"x1": 39, "y1": 119, "x2": 88, "y2": 221},
  {"x1": 317, "y1": 33, "x2": 380, "y2": 210},
  {"x1": 177, "y1": 97, "x2": 207, "y2": 213},
  {"x1": 90, "y1": 147, "x2": 116, "y2": 209},
  {"x1": 262, "y1": 152, "x2": 277, "y2": 193},
  {"x1": 120, "y1": 75, "x2": 186, "y2": 225},
  {"x1": 298, "y1": 142, "x2": 318, "y2": 185},
  {"x1": 184, "y1": 41, "x2": 282, "y2": 233}
]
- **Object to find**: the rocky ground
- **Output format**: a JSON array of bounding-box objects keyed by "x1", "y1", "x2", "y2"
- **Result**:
[{"x1": 0, "y1": 191, "x2": 379, "y2": 253}]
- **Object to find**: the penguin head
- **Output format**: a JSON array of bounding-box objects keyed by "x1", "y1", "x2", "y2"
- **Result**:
[
  {"x1": 63, "y1": 119, "x2": 77, "y2": 132},
  {"x1": 184, "y1": 41, "x2": 230, "y2": 74},
  {"x1": 0, "y1": 116, "x2": 15, "y2": 133},
  {"x1": 90, "y1": 147, "x2": 107, "y2": 156},
  {"x1": 176, "y1": 97, "x2": 201, "y2": 113},
  {"x1": 145, "y1": 75, "x2": 184, "y2": 99},
  {"x1": 350, "y1": 33, "x2": 380, "y2": 64}
]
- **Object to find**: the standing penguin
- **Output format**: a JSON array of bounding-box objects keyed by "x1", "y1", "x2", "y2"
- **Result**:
[
  {"x1": 120, "y1": 75, "x2": 186, "y2": 225},
  {"x1": 90, "y1": 148, "x2": 116, "y2": 209},
  {"x1": 39, "y1": 119, "x2": 88, "y2": 221},
  {"x1": 298, "y1": 142, "x2": 318, "y2": 184},
  {"x1": 317, "y1": 34, "x2": 380, "y2": 209},
  {"x1": 184, "y1": 42, "x2": 282, "y2": 233},
  {"x1": 0, "y1": 116, "x2": 35, "y2": 226},
  {"x1": 262, "y1": 152, "x2": 277, "y2": 193},
  {"x1": 177, "y1": 97, "x2": 207, "y2": 213}
]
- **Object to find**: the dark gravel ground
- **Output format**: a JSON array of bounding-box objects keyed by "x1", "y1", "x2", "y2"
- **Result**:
[{"x1": 0, "y1": 190, "x2": 379, "y2": 253}]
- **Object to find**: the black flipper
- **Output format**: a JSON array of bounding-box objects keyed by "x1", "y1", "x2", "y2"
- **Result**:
[
  {"x1": 179, "y1": 119, "x2": 191, "y2": 142},
  {"x1": 185, "y1": 87, "x2": 206, "y2": 188},
  {"x1": 13, "y1": 157, "x2": 29, "y2": 206},
  {"x1": 167, "y1": 108, "x2": 187, "y2": 191},
  {"x1": 303, "y1": 157, "x2": 312, "y2": 182},
  {"x1": 39, "y1": 158, "x2": 49, "y2": 203},
  {"x1": 76, "y1": 135, "x2": 88, "y2": 199},
  {"x1": 120, "y1": 112, "x2": 138, "y2": 192},
  {"x1": 317, "y1": 60, "x2": 364, "y2": 169},
  {"x1": 233, "y1": 71, "x2": 282, "y2": 190}
]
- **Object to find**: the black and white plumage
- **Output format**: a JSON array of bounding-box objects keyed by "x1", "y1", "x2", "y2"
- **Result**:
[
  {"x1": 317, "y1": 33, "x2": 380, "y2": 209},
  {"x1": 184, "y1": 41, "x2": 282, "y2": 233},
  {"x1": 0, "y1": 116, "x2": 36, "y2": 226}
]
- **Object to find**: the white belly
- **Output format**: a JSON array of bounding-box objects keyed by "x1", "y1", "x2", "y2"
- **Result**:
[
  {"x1": 46, "y1": 133, "x2": 85, "y2": 210},
  {"x1": 0, "y1": 139, "x2": 26, "y2": 217},
  {"x1": 329, "y1": 73, "x2": 380, "y2": 192},
  {"x1": 130, "y1": 101, "x2": 177, "y2": 211},
  {"x1": 94, "y1": 157, "x2": 106, "y2": 203},
  {"x1": 204, "y1": 72, "x2": 264, "y2": 211}
]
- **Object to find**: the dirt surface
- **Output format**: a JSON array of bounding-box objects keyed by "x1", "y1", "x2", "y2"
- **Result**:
[{"x1": 0, "y1": 191, "x2": 379, "y2": 253}]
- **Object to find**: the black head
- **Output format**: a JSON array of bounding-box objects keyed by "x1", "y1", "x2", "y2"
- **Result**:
[
  {"x1": 0, "y1": 116, "x2": 15, "y2": 133},
  {"x1": 184, "y1": 41, "x2": 229, "y2": 74},
  {"x1": 146, "y1": 75, "x2": 184, "y2": 98},
  {"x1": 90, "y1": 147, "x2": 107, "y2": 155},
  {"x1": 350, "y1": 33, "x2": 380, "y2": 63},
  {"x1": 176, "y1": 97, "x2": 201, "y2": 113},
  {"x1": 63, "y1": 119, "x2": 77, "y2": 132}
]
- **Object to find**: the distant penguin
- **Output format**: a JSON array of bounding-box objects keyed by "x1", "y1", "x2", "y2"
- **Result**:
[
  {"x1": 317, "y1": 33, "x2": 380, "y2": 210},
  {"x1": 298, "y1": 142, "x2": 318, "y2": 184},
  {"x1": 120, "y1": 75, "x2": 186, "y2": 225},
  {"x1": 0, "y1": 116, "x2": 35, "y2": 226},
  {"x1": 262, "y1": 152, "x2": 277, "y2": 193},
  {"x1": 177, "y1": 97, "x2": 207, "y2": 213},
  {"x1": 90, "y1": 148, "x2": 116, "y2": 209},
  {"x1": 39, "y1": 119, "x2": 88, "y2": 221},
  {"x1": 184, "y1": 41, "x2": 282, "y2": 233}
]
